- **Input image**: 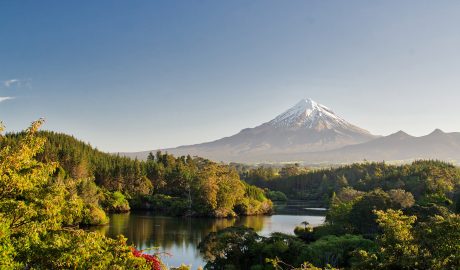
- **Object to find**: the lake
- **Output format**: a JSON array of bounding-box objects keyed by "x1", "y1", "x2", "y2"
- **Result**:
[{"x1": 91, "y1": 202, "x2": 326, "y2": 269}]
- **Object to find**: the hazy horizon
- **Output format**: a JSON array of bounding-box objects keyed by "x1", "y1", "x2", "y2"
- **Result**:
[{"x1": 2, "y1": 1, "x2": 460, "y2": 152}]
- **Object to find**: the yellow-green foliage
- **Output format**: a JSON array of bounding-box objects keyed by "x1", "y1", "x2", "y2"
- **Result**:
[
  {"x1": 82, "y1": 204, "x2": 109, "y2": 226},
  {"x1": 0, "y1": 120, "x2": 154, "y2": 269},
  {"x1": 353, "y1": 209, "x2": 460, "y2": 269},
  {"x1": 102, "y1": 191, "x2": 130, "y2": 213},
  {"x1": 5, "y1": 130, "x2": 272, "y2": 218}
]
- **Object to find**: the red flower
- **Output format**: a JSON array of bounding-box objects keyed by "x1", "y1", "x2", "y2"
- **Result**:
[{"x1": 131, "y1": 247, "x2": 162, "y2": 270}]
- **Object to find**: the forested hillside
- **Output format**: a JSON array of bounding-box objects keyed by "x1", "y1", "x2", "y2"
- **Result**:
[
  {"x1": 200, "y1": 161, "x2": 460, "y2": 269},
  {"x1": 242, "y1": 161, "x2": 460, "y2": 210},
  {"x1": 2, "y1": 130, "x2": 272, "y2": 219}
]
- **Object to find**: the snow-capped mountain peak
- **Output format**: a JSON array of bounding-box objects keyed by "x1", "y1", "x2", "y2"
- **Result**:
[
  {"x1": 267, "y1": 98, "x2": 352, "y2": 130},
  {"x1": 127, "y1": 98, "x2": 379, "y2": 162}
]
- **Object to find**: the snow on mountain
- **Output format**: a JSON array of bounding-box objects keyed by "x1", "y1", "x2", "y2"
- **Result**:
[
  {"x1": 124, "y1": 98, "x2": 379, "y2": 162},
  {"x1": 266, "y1": 98, "x2": 371, "y2": 134},
  {"x1": 268, "y1": 98, "x2": 343, "y2": 128}
]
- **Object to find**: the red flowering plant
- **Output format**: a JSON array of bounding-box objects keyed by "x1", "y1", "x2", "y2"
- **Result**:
[{"x1": 131, "y1": 247, "x2": 171, "y2": 270}]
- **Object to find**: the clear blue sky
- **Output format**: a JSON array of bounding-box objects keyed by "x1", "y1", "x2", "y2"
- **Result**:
[{"x1": 2, "y1": 1, "x2": 460, "y2": 152}]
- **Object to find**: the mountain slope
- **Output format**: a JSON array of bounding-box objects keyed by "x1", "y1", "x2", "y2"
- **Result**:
[
  {"x1": 126, "y1": 99, "x2": 378, "y2": 162},
  {"x1": 284, "y1": 129, "x2": 460, "y2": 164}
]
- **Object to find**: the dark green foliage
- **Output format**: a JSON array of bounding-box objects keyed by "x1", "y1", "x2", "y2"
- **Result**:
[
  {"x1": 198, "y1": 226, "x2": 261, "y2": 269},
  {"x1": 294, "y1": 225, "x2": 314, "y2": 242},
  {"x1": 199, "y1": 226, "x2": 308, "y2": 270},
  {"x1": 266, "y1": 190, "x2": 288, "y2": 201},
  {"x1": 243, "y1": 161, "x2": 460, "y2": 209},
  {"x1": 415, "y1": 214, "x2": 460, "y2": 269},
  {"x1": 3, "y1": 130, "x2": 154, "y2": 197},
  {"x1": 311, "y1": 224, "x2": 348, "y2": 240},
  {"x1": 348, "y1": 190, "x2": 394, "y2": 236},
  {"x1": 139, "y1": 194, "x2": 189, "y2": 216},
  {"x1": 300, "y1": 235, "x2": 376, "y2": 268},
  {"x1": 326, "y1": 188, "x2": 424, "y2": 237},
  {"x1": 198, "y1": 226, "x2": 375, "y2": 269},
  {"x1": 404, "y1": 203, "x2": 450, "y2": 222}
]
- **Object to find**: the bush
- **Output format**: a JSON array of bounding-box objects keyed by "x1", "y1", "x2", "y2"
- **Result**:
[
  {"x1": 81, "y1": 204, "x2": 109, "y2": 226},
  {"x1": 234, "y1": 198, "x2": 273, "y2": 216},
  {"x1": 26, "y1": 231, "x2": 155, "y2": 269},
  {"x1": 102, "y1": 191, "x2": 130, "y2": 213},
  {"x1": 299, "y1": 235, "x2": 376, "y2": 268},
  {"x1": 294, "y1": 225, "x2": 314, "y2": 242}
]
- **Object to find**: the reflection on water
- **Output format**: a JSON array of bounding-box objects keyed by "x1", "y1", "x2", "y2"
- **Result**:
[{"x1": 91, "y1": 202, "x2": 326, "y2": 269}]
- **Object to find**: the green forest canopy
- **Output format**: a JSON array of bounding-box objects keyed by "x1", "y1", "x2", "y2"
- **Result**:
[
  {"x1": 200, "y1": 161, "x2": 460, "y2": 269},
  {"x1": 2, "y1": 129, "x2": 273, "y2": 219}
]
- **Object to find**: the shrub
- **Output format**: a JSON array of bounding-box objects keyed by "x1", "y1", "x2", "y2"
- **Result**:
[
  {"x1": 103, "y1": 191, "x2": 130, "y2": 213},
  {"x1": 81, "y1": 204, "x2": 109, "y2": 225},
  {"x1": 299, "y1": 235, "x2": 376, "y2": 268}
]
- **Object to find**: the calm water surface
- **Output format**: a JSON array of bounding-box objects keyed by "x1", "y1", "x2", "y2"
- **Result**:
[{"x1": 92, "y1": 202, "x2": 326, "y2": 269}]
